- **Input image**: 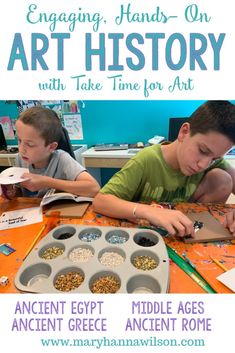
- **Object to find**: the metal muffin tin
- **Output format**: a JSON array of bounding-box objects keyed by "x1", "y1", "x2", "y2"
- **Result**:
[{"x1": 14, "y1": 225, "x2": 169, "y2": 293}]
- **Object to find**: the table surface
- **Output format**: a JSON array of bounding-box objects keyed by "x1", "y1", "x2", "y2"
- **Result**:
[
  {"x1": 82, "y1": 146, "x2": 235, "y2": 159},
  {"x1": 0, "y1": 197, "x2": 235, "y2": 294},
  {"x1": 81, "y1": 147, "x2": 142, "y2": 159}
]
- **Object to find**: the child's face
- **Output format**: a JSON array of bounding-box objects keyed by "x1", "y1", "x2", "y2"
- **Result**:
[
  {"x1": 177, "y1": 124, "x2": 233, "y2": 176},
  {"x1": 16, "y1": 120, "x2": 57, "y2": 168}
]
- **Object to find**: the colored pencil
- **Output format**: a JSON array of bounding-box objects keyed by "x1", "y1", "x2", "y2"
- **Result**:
[
  {"x1": 23, "y1": 224, "x2": 46, "y2": 261},
  {"x1": 167, "y1": 245, "x2": 216, "y2": 293},
  {"x1": 210, "y1": 256, "x2": 228, "y2": 272}
]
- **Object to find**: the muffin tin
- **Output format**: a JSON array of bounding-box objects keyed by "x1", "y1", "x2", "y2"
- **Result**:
[{"x1": 14, "y1": 225, "x2": 169, "y2": 293}]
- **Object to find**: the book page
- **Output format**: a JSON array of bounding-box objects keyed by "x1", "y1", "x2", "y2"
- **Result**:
[{"x1": 40, "y1": 189, "x2": 93, "y2": 206}]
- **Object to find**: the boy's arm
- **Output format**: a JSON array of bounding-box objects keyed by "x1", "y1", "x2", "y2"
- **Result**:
[
  {"x1": 225, "y1": 165, "x2": 235, "y2": 194},
  {"x1": 20, "y1": 171, "x2": 100, "y2": 197},
  {"x1": 222, "y1": 165, "x2": 235, "y2": 236},
  {"x1": 93, "y1": 193, "x2": 194, "y2": 237},
  {"x1": 74, "y1": 171, "x2": 100, "y2": 196}
]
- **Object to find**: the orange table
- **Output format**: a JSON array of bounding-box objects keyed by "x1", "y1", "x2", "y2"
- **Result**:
[{"x1": 0, "y1": 197, "x2": 235, "y2": 293}]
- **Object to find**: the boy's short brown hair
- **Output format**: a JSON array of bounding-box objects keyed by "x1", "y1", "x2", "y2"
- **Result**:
[
  {"x1": 18, "y1": 106, "x2": 62, "y2": 145},
  {"x1": 189, "y1": 100, "x2": 235, "y2": 144}
]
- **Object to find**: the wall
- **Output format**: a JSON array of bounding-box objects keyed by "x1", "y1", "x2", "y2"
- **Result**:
[
  {"x1": 2, "y1": 100, "x2": 235, "y2": 146},
  {"x1": 1, "y1": 100, "x2": 208, "y2": 146},
  {"x1": 0, "y1": 101, "x2": 19, "y2": 145},
  {"x1": 82, "y1": 100, "x2": 206, "y2": 146},
  {"x1": 1, "y1": 100, "x2": 235, "y2": 185}
]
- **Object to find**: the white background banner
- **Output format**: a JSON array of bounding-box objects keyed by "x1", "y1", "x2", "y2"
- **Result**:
[
  {"x1": 0, "y1": 0, "x2": 234, "y2": 99},
  {"x1": 0, "y1": 294, "x2": 234, "y2": 352},
  {"x1": 0, "y1": 1, "x2": 234, "y2": 352}
]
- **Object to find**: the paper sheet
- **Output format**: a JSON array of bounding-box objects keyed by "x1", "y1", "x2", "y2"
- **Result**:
[
  {"x1": 0, "y1": 116, "x2": 15, "y2": 139},
  {"x1": 0, "y1": 167, "x2": 29, "y2": 185},
  {"x1": 216, "y1": 268, "x2": 235, "y2": 292},
  {"x1": 63, "y1": 113, "x2": 83, "y2": 140},
  {"x1": 0, "y1": 207, "x2": 43, "y2": 230}
]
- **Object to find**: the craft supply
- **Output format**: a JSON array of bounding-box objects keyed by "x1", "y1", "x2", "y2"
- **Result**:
[
  {"x1": 69, "y1": 247, "x2": 94, "y2": 263},
  {"x1": 107, "y1": 234, "x2": 127, "y2": 244},
  {"x1": 54, "y1": 271, "x2": 84, "y2": 292},
  {"x1": 167, "y1": 245, "x2": 216, "y2": 293},
  {"x1": 57, "y1": 231, "x2": 75, "y2": 240},
  {"x1": 14, "y1": 225, "x2": 169, "y2": 293},
  {"x1": 210, "y1": 256, "x2": 228, "y2": 272},
  {"x1": 80, "y1": 231, "x2": 101, "y2": 242},
  {"x1": 182, "y1": 252, "x2": 196, "y2": 269},
  {"x1": 216, "y1": 268, "x2": 235, "y2": 292},
  {"x1": 0, "y1": 276, "x2": 9, "y2": 286},
  {"x1": 184, "y1": 211, "x2": 234, "y2": 243},
  {"x1": 132, "y1": 255, "x2": 157, "y2": 271},
  {"x1": 99, "y1": 251, "x2": 124, "y2": 267},
  {"x1": 135, "y1": 236, "x2": 156, "y2": 247},
  {"x1": 90, "y1": 275, "x2": 121, "y2": 293},
  {"x1": 193, "y1": 220, "x2": 204, "y2": 232},
  {"x1": 45, "y1": 202, "x2": 90, "y2": 218},
  {"x1": 40, "y1": 246, "x2": 64, "y2": 260},
  {"x1": 23, "y1": 224, "x2": 46, "y2": 260},
  {"x1": 0, "y1": 243, "x2": 16, "y2": 256}
]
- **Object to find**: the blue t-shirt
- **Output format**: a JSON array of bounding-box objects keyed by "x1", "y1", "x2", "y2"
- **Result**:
[{"x1": 15, "y1": 149, "x2": 85, "y2": 197}]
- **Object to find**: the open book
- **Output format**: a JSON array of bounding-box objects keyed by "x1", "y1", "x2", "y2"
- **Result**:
[{"x1": 40, "y1": 188, "x2": 93, "y2": 207}]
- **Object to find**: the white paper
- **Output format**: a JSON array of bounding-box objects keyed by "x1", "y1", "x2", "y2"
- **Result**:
[
  {"x1": 63, "y1": 113, "x2": 83, "y2": 140},
  {"x1": 0, "y1": 207, "x2": 43, "y2": 230},
  {"x1": 216, "y1": 268, "x2": 235, "y2": 292},
  {"x1": 0, "y1": 167, "x2": 29, "y2": 185}
]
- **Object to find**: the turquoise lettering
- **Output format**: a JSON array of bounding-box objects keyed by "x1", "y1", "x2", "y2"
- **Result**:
[
  {"x1": 7, "y1": 33, "x2": 70, "y2": 71},
  {"x1": 108, "y1": 34, "x2": 124, "y2": 71},
  {"x1": 86, "y1": 33, "x2": 105, "y2": 71},
  {"x1": 126, "y1": 33, "x2": 145, "y2": 71},
  {"x1": 7, "y1": 33, "x2": 29, "y2": 70},
  {"x1": 146, "y1": 33, "x2": 165, "y2": 70},
  {"x1": 208, "y1": 33, "x2": 225, "y2": 70},
  {"x1": 190, "y1": 33, "x2": 207, "y2": 70},
  {"x1": 166, "y1": 34, "x2": 187, "y2": 70},
  {"x1": 31, "y1": 33, "x2": 49, "y2": 70},
  {"x1": 185, "y1": 4, "x2": 211, "y2": 23}
]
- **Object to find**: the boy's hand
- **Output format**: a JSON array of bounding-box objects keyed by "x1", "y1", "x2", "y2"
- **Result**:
[
  {"x1": 20, "y1": 172, "x2": 49, "y2": 192},
  {"x1": 223, "y1": 210, "x2": 235, "y2": 236},
  {"x1": 141, "y1": 205, "x2": 195, "y2": 237}
]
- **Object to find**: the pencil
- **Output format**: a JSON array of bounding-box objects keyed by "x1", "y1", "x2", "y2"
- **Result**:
[
  {"x1": 23, "y1": 224, "x2": 46, "y2": 261},
  {"x1": 166, "y1": 245, "x2": 216, "y2": 293},
  {"x1": 210, "y1": 256, "x2": 228, "y2": 272}
]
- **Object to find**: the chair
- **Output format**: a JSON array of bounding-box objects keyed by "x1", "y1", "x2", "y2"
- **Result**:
[
  {"x1": 0, "y1": 124, "x2": 7, "y2": 150},
  {"x1": 57, "y1": 126, "x2": 76, "y2": 159},
  {"x1": 168, "y1": 117, "x2": 189, "y2": 142}
]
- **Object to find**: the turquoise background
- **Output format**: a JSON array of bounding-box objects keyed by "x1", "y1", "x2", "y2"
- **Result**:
[
  {"x1": 2, "y1": 99, "x2": 235, "y2": 185},
  {"x1": 0, "y1": 100, "x2": 210, "y2": 146}
]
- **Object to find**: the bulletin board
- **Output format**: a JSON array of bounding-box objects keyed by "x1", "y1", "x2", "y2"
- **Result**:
[{"x1": 40, "y1": 101, "x2": 84, "y2": 140}]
